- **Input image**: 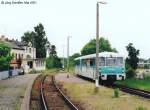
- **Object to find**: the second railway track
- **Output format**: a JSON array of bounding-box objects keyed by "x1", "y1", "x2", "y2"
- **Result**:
[
  {"x1": 77, "y1": 75, "x2": 150, "y2": 99},
  {"x1": 113, "y1": 84, "x2": 150, "y2": 99}
]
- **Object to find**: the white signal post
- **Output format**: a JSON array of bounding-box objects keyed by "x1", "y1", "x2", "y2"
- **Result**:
[
  {"x1": 67, "y1": 36, "x2": 71, "y2": 72},
  {"x1": 95, "y1": 1, "x2": 107, "y2": 87}
]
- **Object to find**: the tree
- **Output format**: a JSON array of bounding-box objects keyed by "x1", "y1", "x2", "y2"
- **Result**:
[
  {"x1": 21, "y1": 23, "x2": 49, "y2": 58},
  {"x1": 46, "y1": 56, "x2": 62, "y2": 69},
  {"x1": 0, "y1": 43, "x2": 13, "y2": 71},
  {"x1": 69, "y1": 53, "x2": 80, "y2": 67},
  {"x1": 126, "y1": 43, "x2": 140, "y2": 70},
  {"x1": 34, "y1": 23, "x2": 48, "y2": 58},
  {"x1": 21, "y1": 31, "x2": 35, "y2": 46},
  {"x1": 81, "y1": 37, "x2": 117, "y2": 55},
  {"x1": 46, "y1": 45, "x2": 62, "y2": 69},
  {"x1": 50, "y1": 45, "x2": 57, "y2": 56}
]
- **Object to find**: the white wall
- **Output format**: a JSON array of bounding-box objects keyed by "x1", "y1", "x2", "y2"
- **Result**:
[{"x1": 0, "y1": 71, "x2": 9, "y2": 80}]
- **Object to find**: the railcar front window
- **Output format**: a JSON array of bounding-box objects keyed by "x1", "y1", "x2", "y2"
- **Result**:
[
  {"x1": 116, "y1": 57, "x2": 123, "y2": 66},
  {"x1": 106, "y1": 57, "x2": 123, "y2": 66}
]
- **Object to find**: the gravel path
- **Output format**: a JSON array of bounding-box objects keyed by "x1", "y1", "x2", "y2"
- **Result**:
[
  {"x1": 55, "y1": 73, "x2": 88, "y2": 83},
  {"x1": 0, "y1": 74, "x2": 38, "y2": 110}
]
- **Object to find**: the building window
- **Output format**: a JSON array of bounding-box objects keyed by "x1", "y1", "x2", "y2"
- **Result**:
[
  {"x1": 18, "y1": 54, "x2": 21, "y2": 59},
  {"x1": 16, "y1": 53, "x2": 17, "y2": 59},
  {"x1": 22, "y1": 54, "x2": 23, "y2": 59},
  {"x1": 29, "y1": 48, "x2": 31, "y2": 53}
]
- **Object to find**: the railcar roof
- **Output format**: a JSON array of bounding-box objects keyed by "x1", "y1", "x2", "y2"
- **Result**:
[{"x1": 75, "y1": 52, "x2": 124, "y2": 60}]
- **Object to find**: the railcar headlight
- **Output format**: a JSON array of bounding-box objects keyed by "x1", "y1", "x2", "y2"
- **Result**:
[
  {"x1": 101, "y1": 75, "x2": 105, "y2": 77},
  {"x1": 99, "y1": 68, "x2": 101, "y2": 72},
  {"x1": 119, "y1": 75, "x2": 122, "y2": 77},
  {"x1": 122, "y1": 68, "x2": 125, "y2": 72}
]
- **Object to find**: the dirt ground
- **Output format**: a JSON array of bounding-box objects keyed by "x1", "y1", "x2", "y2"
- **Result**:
[
  {"x1": 55, "y1": 73, "x2": 88, "y2": 83},
  {"x1": 0, "y1": 74, "x2": 38, "y2": 110}
]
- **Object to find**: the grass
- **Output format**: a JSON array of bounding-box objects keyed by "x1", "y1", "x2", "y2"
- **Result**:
[
  {"x1": 114, "y1": 88, "x2": 119, "y2": 98},
  {"x1": 61, "y1": 82, "x2": 150, "y2": 110},
  {"x1": 28, "y1": 68, "x2": 60, "y2": 76},
  {"x1": 13, "y1": 102, "x2": 20, "y2": 110},
  {"x1": 136, "y1": 106, "x2": 148, "y2": 110},
  {"x1": 0, "y1": 85, "x2": 7, "y2": 92},
  {"x1": 42, "y1": 68, "x2": 59, "y2": 75},
  {"x1": 115, "y1": 77, "x2": 150, "y2": 91}
]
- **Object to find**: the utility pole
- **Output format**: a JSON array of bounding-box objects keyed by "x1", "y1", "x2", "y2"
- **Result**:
[
  {"x1": 62, "y1": 44, "x2": 65, "y2": 69},
  {"x1": 67, "y1": 36, "x2": 71, "y2": 72},
  {"x1": 95, "y1": 1, "x2": 107, "y2": 87}
]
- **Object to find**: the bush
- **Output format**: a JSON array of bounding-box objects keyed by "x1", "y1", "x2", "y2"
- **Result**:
[
  {"x1": 114, "y1": 88, "x2": 119, "y2": 98},
  {"x1": 136, "y1": 106, "x2": 147, "y2": 110},
  {"x1": 29, "y1": 69, "x2": 37, "y2": 74},
  {"x1": 126, "y1": 68, "x2": 136, "y2": 78},
  {"x1": 0, "y1": 43, "x2": 13, "y2": 71}
]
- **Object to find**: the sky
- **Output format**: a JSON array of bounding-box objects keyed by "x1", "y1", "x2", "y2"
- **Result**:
[{"x1": 0, "y1": 0, "x2": 150, "y2": 59}]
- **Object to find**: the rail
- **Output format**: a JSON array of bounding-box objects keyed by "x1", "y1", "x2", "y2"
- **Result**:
[
  {"x1": 114, "y1": 84, "x2": 150, "y2": 99},
  {"x1": 40, "y1": 75, "x2": 48, "y2": 110},
  {"x1": 52, "y1": 76, "x2": 79, "y2": 110},
  {"x1": 40, "y1": 75, "x2": 79, "y2": 110}
]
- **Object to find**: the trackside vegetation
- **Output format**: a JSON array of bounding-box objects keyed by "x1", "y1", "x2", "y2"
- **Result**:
[
  {"x1": 46, "y1": 45, "x2": 62, "y2": 69},
  {"x1": 125, "y1": 43, "x2": 140, "y2": 78},
  {"x1": 0, "y1": 43, "x2": 13, "y2": 71},
  {"x1": 115, "y1": 77, "x2": 150, "y2": 91},
  {"x1": 60, "y1": 81, "x2": 150, "y2": 110}
]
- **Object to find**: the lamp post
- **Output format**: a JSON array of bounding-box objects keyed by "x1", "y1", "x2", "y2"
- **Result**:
[
  {"x1": 67, "y1": 36, "x2": 71, "y2": 72},
  {"x1": 95, "y1": 1, "x2": 107, "y2": 87},
  {"x1": 62, "y1": 44, "x2": 65, "y2": 69}
]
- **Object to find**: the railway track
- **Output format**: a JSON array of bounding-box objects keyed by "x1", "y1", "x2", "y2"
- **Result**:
[
  {"x1": 30, "y1": 75, "x2": 79, "y2": 110},
  {"x1": 113, "y1": 84, "x2": 150, "y2": 99}
]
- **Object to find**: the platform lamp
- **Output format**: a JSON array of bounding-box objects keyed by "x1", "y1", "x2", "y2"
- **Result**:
[{"x1": 95, "y1": 1, "x2": 107, "y2": 87}]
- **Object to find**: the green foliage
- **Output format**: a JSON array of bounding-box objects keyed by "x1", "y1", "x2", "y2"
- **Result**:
[
  {"x1": 0, "y1": 43, "x2": 13, "y2": 71},
  {"x1": 144, "y1": 64, "x2": 149, "y2": 69},
  {"x1": 28, "y1": 69, "x2": 38, "y2": 74},
  {"x1": 126, "y1": 43, "x2": 139, "y2": 70},
  {"x1": 46, "y1": 56, "x2": 62, "y2": 69},
  {"x1": 21, "y1": 23, "x2": 49, "y2": 58},
  {"x1": 21, "y1": 31, "x2": 35, "y2": 45},
  {"x1": 34, "y1": 23, "x2": 48, "y2": 58},
  {"x1": 81, "y1": 37, "x2": 117, "y2": 55},
  {"x1": 50, "y1": 45, "x2": 57, "y2": 56},
  {"x1": 126, "y1": 68, "x2": 136, "y2": 78},
  {"x1": 46, "y1": 45, "x2": 62, "y2": 69},
  {"x1": 69, "y1": 53, "x2": 80, "y2": 67},
  {"x1": 136, "y1": 106, "x2": 147, "y2": 110},
  {"x1": 115, "y1": 77, "x2": 150, "y2": 91},
  {"x1": 114, "y1": 88, "x2": 119, "y2": 98}
]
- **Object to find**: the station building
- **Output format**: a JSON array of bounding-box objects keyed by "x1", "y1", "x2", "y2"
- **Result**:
[{"x1": 0, "y1": 35, "x2": 46, "y2": 73}]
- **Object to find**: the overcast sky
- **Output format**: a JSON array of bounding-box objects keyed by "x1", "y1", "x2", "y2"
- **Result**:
[{"x1": 0, "y1": 0, "x2": 150, "y2": 59}]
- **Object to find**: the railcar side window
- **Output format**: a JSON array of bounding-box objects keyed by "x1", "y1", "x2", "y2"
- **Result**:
[
  {"x1": 90, "y1": 59, "x2": 95, "y2": 66},
  {"x1": 82, "y1": 60, "x2": 87, "y2": 66},
  {"x1": 99, "y1": 57, "x2": 105, "y2": 66}
]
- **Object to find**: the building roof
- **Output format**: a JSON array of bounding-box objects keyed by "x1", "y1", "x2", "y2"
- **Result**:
[
  {"x1": 4, "y1": 41, "x2": 25, "y2": 50},
  {"x1": 0, "y1": 35, "x2": 28, "y2": 50},
  {"x1": 75, "y1": 52, "x2": 124, "y2": 60}
]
